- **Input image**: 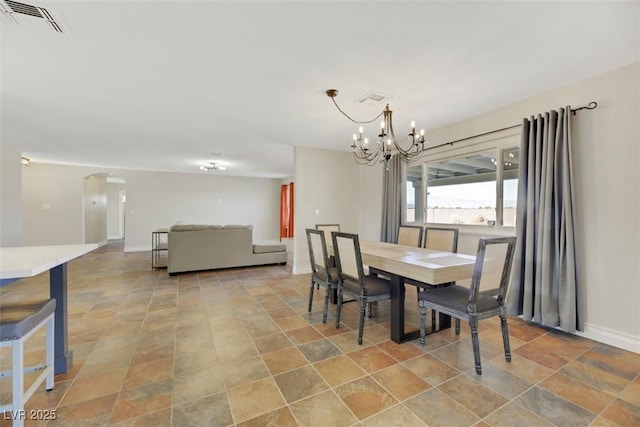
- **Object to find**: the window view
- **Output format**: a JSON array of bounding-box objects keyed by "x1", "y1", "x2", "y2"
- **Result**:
[{"x1": 406, "y1": 146, "x2": 519, "y2": 226}]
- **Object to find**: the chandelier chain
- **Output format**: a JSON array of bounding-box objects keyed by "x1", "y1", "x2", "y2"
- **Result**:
[{"x1": 330, "y1": 95, "x2": 384, "y2": 124}]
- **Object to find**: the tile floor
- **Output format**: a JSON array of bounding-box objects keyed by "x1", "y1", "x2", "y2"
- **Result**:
[{"x1": 1, "y1": 241, "x2": 639, "y2": 426}]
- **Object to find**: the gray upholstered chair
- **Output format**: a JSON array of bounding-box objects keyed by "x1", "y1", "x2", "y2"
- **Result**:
[
  {"x1": 332, "y1": 232, "x2": 392, "y2": 345},
  {"x1": 412, "y1": 227, "x2": 460, "y2": 326},
  {"x1": 0, "y1": 299, "x2": 56, "y2": 427},
  {"x1": 306, "y1": 228, "x2": 339, "y2": 323},
  {"x1": 418, "y1": 236, "x2": 517, "y2": 374}
]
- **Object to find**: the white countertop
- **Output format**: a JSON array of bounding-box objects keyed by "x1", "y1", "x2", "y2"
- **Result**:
[{"x1": 0, "y1": 244, "x2": 98, "y2": 279}]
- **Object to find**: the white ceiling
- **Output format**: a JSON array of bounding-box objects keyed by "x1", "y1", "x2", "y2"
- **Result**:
[{"x1": 2, "y1": 1, "x2": 638, "y2": 178}]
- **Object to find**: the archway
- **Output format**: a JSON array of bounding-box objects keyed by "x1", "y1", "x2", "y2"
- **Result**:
[{"x1": 83, "y1": 173, "x2": 126, "y2": 244}]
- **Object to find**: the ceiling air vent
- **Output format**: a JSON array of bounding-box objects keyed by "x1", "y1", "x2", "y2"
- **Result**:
[
  {"x1": 355, "y1": 91, "x2": 388, "y2": 104},
  {"x1": 0, "y1": 0, "x2": 64, "y2": 33}
]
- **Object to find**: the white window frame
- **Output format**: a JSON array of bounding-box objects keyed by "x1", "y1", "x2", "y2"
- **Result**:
[{"x1": 405, "y1": 128, "x2": 521, "y2": 232}]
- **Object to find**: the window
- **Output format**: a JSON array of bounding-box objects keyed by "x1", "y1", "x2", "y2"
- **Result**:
[{"x1": 405, "y1": 131, "x2": 520, "y2": 227}]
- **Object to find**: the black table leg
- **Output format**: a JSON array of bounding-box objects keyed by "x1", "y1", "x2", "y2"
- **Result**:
[
  {"x1": 50, "y1": 263, "x2": 73, "y2": 374},
  {"x1": 389, "y1": 274, "x2": 420, "y2": 343}
]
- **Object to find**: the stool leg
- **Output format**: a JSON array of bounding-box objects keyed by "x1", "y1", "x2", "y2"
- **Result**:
[
  {"x1": 46, "y1": 315, "x2": 55, "y2": 390},
  {"x1": 12, "y1": 340, "x2": 25, "y2": 427}
]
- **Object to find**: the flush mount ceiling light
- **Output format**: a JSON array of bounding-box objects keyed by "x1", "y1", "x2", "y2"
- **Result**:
[
  {"x1": 200, "y1": 162, "x2": 226, "y2": 171},
  {"x1": 326, "y1": 89, "x2": 426, "y2": 169},
  {"x1": 21, "y1": 156, "x2": 30, "y2": 166}
]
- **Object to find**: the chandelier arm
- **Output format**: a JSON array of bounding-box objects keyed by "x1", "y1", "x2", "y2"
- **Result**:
[
  {"x1": 353, "y1": 147, "x2": 383, "y2": 165},
  {"x1": 330, "y1": 95, "x2": 384, "y2": 124}
]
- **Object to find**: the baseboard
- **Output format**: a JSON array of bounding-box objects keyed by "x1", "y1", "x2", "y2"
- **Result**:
[
  {"x1": 124, "y1": 245, "x2": 150, "y2": 253},
  {"x1": 97, "y1": 240, "x2": 108, "y2": 247},
  {"x1": 293, "y1": 265, "x2": 312, "y2": 275},
  {"x1": 576, "y1": 323, "x2": 640, "y2": 354}
]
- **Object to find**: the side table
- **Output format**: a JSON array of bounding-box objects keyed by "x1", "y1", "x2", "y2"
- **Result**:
[{"x1": 152, "y1": 228, "x2": 168, "y2": 268}]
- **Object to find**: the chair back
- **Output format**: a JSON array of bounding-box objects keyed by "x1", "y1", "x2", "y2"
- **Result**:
[
  {"x1": 469, "y1": 237, "x2": 517, "y2": 306},
  {"x1": 306, "y1": 228, "x2": 331, "y2": 279},
  {"x1": 316, "y1": 224, "x2": 340, "y2": 246},
  {"x1": 397, "y1": 225, "x2": 423, "y2": 247},
  {"x1": 331, "y1": 232, "x2": 366, "y2": 292},
  {"x1": 424, "y1": 227, "x2": 459, "y2": 252}
]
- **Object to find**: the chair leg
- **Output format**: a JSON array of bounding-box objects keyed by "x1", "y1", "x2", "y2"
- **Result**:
[
  {"x1": 358, "y1": 300, "x2": 366, "y2": 345},
  {"x1": 500, "y1": 313, "x2": 512, "y2": 363},
  {"x1": 455, "y1": 318, "x2": 461, "y2": 335},
  {"x1": 46, "y1": 315, "x2": 55, "y2": 390},
  {"x1": 419, "y1": 303, "x2": 427, "y2": 346},
  {"x1": 12, "y1": 340, "x2": 25, "y2": 427},
  {"x1": 335, "y1": 288, "x2": 343, "y2": 329},
  {"x1": 469, "y1": 319, "x2": 482, "y2": 375},
  {"x1": 322, "y1": 286, "x2": 330, "y2": 324},
  {"x1": 367, "y1": 302, "x2": 373, "y2": 318},
  {"x1": 307, "y1": 278, "x2": 315, "y2": 312},
  {"x1": 431, "y1": 310, "x2": 436, "y2": 330}
]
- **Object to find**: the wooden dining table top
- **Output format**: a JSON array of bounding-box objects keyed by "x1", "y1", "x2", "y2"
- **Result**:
[{"x1": 355, "y1": 240, "x2": 476, "y2": 285}]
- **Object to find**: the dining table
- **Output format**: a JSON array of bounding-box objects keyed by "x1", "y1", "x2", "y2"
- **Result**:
[
  {"x1": 0, "y1": 244, "x2": 98, "y2": 373},
  {"x1": 332, "y1": 239, "x2": 477, "y2": 343}
]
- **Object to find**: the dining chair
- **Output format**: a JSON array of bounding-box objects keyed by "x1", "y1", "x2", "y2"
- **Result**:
[
  {"x1": 418, "y1": 236, "x2": 517, "y2": 374},
  {"x1": 305, "y1": 228, "x2": 340, "y2": 323},
  {"x1": 315, "y1": 224, "x2": 340, "y2": 242},
  {"x1": 411, "y1": 227, "x2": 460, "y2": 326},
  {"x1": 423, "y1": 227, "x2": 459, "y2": 253},
  {"x1": 332, "y1": 231, "x2": 392, "y2": 345},
  {"x1": 397, "y1": 225, "x2": 424, "y2": 247},
  {"x1": 314, "y1": 224, "x2": 340, "y2": 289}
]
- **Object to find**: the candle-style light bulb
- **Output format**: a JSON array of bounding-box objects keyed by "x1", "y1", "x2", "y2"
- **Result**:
[
  {"x1": 364, "y1": 137, "x2": 369, "y2": 146},
  {"x1": 410, "y1": 120, "x2": 416, "y2": 129},
  {"x1": 353, "y1": 133, "x2": 357, "y2": 141},
  {"x1": 380, "y1": 121, "x2": 385, "y2": 129},
  {"x1": 358, "y1": 126, "x2": 363, "y2": 134}
]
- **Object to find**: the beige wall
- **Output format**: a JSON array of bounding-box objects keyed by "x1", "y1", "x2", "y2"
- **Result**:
[
  {"x1": 21, "y1": 163, "x2": 283, "y2": 250},
  {"x1": 22, "y1": 162, "x2": 88, "y2": 245},
  {"x1": 0, "y1": 144, "x2": 22, "y2": 246},
  {"x1": 106, "y1": 182, "x2": 125, "y2": 239},
  {"x1": 293, "y1": 147, "x2": 362, "y2": 272},
  {"x1": 83, "y1": 174, "x2": 108, "y2": 245}
]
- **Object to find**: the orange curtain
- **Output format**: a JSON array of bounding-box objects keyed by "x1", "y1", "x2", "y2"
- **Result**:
[
  {"x1": 288, "y1": 182, "x2": 294, "y2": 238},
  {"x1": 280, "y1": 183, "x2": 294, "y2": 240},
  {"x1": 280, "y1": 185, "x2": 288, "y2": 239}
]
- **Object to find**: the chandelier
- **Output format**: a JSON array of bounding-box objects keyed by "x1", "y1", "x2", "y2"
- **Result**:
[{"x1": 326, "y1": 89, "x2": 426, "y2": 169}]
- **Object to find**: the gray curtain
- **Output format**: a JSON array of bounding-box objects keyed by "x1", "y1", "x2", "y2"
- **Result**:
[
  {"x1": 380, "y1": 156, "x2": 403, "y2": 243},
  {"x1": 507, "y1": 107, "x2": 583, "y2": 333}
]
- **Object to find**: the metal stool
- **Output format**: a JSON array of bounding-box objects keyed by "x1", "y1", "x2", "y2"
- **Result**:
[{"x1": 0, "y1": 299, "x2": 56, "y2": 427}]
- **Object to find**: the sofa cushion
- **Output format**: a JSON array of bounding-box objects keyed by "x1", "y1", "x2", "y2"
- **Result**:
[
  {"x1": 253, "y1": 244, "x2": 286, "y2": 254},
  {"x1": 224, "y1": 224, "x2": 253, "y2": 230},
  {"x1": 170, "y1": 224, "x2": 223, "y2": 231}
]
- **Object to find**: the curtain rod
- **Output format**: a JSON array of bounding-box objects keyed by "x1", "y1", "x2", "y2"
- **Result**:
[{"x1": 424, "y1": 101, "x2": 598, "y2": 151}]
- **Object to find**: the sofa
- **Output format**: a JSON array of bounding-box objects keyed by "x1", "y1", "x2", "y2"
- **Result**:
[{"x1": 167, "y1": 224, "x2": 287, "y2": 275}]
